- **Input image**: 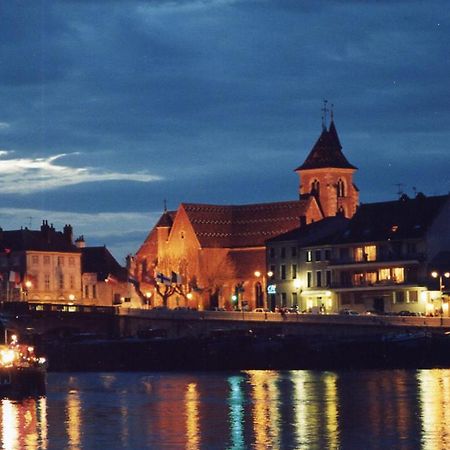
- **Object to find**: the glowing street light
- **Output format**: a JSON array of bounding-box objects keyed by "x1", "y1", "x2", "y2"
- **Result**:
[{"x1": 431, "y1": 271, "x2": 450, "y2": 317}]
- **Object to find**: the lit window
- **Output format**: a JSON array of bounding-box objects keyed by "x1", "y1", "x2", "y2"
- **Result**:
[
  {"x1": 306, "y1": 251, "x2": 312, "y2": 262},
  {"x1": 392, "y1": 267, "x2": 404, "y2": 283}
]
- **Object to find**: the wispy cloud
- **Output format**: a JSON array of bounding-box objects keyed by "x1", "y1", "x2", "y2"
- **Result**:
[
  {"x1": 0, "y1": 152, "x2": 162, "y2": 194},
  {"x1": 0, "y1": 207, "x2": 162, "y2": 261},
  {"x1": 0, "y1": 122, "x2": 10, "y2": 130}
]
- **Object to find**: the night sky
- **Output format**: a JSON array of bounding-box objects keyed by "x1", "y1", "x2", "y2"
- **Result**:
[{"x1": 0, "y1": 0, "x2": 448, "y2": 261}]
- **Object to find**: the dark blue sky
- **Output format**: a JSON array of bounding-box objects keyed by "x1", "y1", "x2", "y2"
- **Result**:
[{"x1": 0, "y1": 0, "x2": 448, "y2": 261}]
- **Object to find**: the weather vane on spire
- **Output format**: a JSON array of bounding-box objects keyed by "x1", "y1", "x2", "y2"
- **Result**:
[{"x1": 321, "y1": 99, "x2": 329, "y2": 130}]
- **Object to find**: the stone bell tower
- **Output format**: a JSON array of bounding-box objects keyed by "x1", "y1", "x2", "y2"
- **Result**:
[{"x1": 295, "y1": 105, "x2": 359, "y2": 218}]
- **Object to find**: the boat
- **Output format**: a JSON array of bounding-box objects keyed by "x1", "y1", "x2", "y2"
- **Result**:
[{"x1": 0, "y1": 334, "x2": 47, "y2": 398}]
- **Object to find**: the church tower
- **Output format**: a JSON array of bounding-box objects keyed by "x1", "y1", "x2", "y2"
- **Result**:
[{"x1": 295, "y1": 110, "x2": 359, "y2": 218}]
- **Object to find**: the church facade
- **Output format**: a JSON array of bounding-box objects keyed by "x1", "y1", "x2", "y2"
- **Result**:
[{"x1": 133, "y1": 119, "x2": 359, "y2": 310}]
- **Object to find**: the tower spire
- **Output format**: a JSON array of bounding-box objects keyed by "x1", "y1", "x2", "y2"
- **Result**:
[
  {"x1": 330, "y1": 103, "x2": 334, "y2": 123},
  {"x1": 321, "y1": 99, "x2": 329, "y2": 130}
]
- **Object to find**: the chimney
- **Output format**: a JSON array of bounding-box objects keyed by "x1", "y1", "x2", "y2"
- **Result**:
[
  {"x1": 75, "y1": 235, "x2": 86, "y2": 248},
  {"x1": 63, "y1": 224, "x2": 73, "y2": 244}
]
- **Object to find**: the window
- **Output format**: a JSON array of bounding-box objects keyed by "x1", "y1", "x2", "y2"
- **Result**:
[
  {"x1": 70, "y1": 275, "x2": 75, "y2": 289},
  {"x1": 84, "y1": 285, "x2": 89, "y2": 298},
  {"x1": 316, "y1": 271, "x2": 322, "y2": 288},
  {"x1": 57, "y1": 256, "x2": 64, "y2": 266},
  {"x1": 292, "y1": 292, "x2": 298, "y2": 307},
  {"x1": 311, "y1": 179, "x2": 320, "y2": 195},
  {"x1": 44, "y1": 274, "x2": 50, "y2": 290},
  {"x1": 92, "y1": 285, "x2": 97, "y2": 299},
  {"x1": 394, "y1": 291, "x2": 405, "y2": 303},
  {"x1": 281, "y1": 265, "x2": 286, "y2": 280},
  {"x1": 408, "y1": 291, "x2": 418, "y2": 303},
  {"x1": 292, "y1": 264, "x2": 297, "y2": 279},
  {"x1": 326, "y1": 270, "x2": 331, "y2": 287},
  {"x1": 69, "y1": 257, "x2": 75, "y2": 267},
  {"x1": 315, "y1": 250, "x2": 321, "y2": 262},
  {"x1": 337, "y1": 179, "x2": 345, "y2": 197},
  {"x1": 406, "y1": 243, "x2": 417, "y2": 255},
  {"x1": 291, "y1": 247, "x2": 297, "y2": 257},
  {"x1": 44, "y1": 256, "x2": 50, "y2": 265},
  {"x1": 379, "y1": 268, "x2": 391, "y2": 281},
  {"x1": 366, "y1": 271, "x2": 377, "y2": 285},
  {"x1": 281, "y1": 293, "x2": 287, "y2": 307},
  {"x1": 58, "y1": 274, "x2": 64, "y2": 289},
  {"x1": 324, "y1": 250, "x2": 331, "y2": 261},
  {"x1": 392, "y1": 267, "x2": 404, "y2": 283},
  {"x1": 307, "y1": 272, "x2": 312, "y2": 288},
  {"x1": 32, "y1": 255, "x2": 39, "y2": 265},
  {"x1": 280, "y1": 248, "x2": 286, "y2": 259},
  {"x1": 269, "y1": 248, "x2": 275, "y2": 259},
  {"x1": 306, "y1": 251, "x2": 312, "y2": 262},
  {"x1": 339, "y1": 248, "x2": 349, "y2": 261}
]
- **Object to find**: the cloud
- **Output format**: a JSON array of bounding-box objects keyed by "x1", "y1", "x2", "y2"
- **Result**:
[
  {"x1": 0, "y1": 207, "x2": 162, "y2": 262},
  {"x1": 0, "y1": 152, "x2": 162, "y2": 194}
]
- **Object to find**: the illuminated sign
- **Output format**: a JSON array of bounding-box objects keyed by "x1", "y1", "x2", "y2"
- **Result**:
[{"x1": 267, "y1": 284, "x2": 276, "y2": 294}]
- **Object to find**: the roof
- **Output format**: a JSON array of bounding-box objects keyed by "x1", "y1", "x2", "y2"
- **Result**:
[
  {"x1": 181, "y1": 198, "x2": 316, "y2": 248},
  {"x1": 266, "y1": 215, "x2": 350, "y2": 247},
  {"x1": 82, "y1": 247, "x2": 128, "y2": 282},
  {"x1": 334, "y1": 194, "x2": 449, "y2": 244},
  {"x1": 155, "y1": 210, "x2": 175, "y2": 228},
  {"x1": 0, "y1": 226, "x2": 79, "y2": 253},
  {"x1": 295, "y1": 121, "x2": 357, "y2": 171}
]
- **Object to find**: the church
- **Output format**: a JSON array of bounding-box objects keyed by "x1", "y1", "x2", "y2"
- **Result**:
[{"x1": 133, "y1": 116, "x2": 359, "y2": 310}]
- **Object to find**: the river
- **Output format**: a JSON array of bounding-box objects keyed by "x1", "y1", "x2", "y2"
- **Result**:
[{"x1": 0, "y1": 369, "x2": 449, "y2": 449}]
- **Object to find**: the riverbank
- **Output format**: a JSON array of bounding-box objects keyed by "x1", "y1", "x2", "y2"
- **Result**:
[{"x1": 38, "y1": 329, "x2": 450, "y2": 372}]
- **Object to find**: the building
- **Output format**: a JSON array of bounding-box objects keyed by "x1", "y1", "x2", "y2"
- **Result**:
[
  {"x1": 266, "y1": 216, "x2": 349, "y2": 312},
  {"x1": 81, "y1": 244, "x2": 136, "y2": 307},
  {"x1": 134, "y1": 118, "x2": 358, "y2": 310},
  {"x1": 0, "y1": 221, "x2": 82, "y2": 303},
  {"x1": 328, "y1": 193, "x2": 450, "y2": 315}
]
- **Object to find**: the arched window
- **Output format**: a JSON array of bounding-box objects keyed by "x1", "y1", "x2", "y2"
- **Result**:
[
  {"x1": 311, "y1": 179, "x2": 320, "y2": 196},
  {"x1": 337, "y1": 179, "x2": 345, "y2": 197}
]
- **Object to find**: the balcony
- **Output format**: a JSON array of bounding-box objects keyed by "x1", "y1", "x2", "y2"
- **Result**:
[{"x1": 329, "y1": 252, "x2": 424, "y2": 268}]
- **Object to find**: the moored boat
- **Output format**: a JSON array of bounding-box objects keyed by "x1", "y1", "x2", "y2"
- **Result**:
[{"x1": 0, "y1": 335, "x2": 47, "y2": 397}]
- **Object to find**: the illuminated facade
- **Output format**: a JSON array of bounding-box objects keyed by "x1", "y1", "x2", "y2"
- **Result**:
[
  {"x1": 295, "y1": 120, "x2": 359, "y2": 219},
  {"x1": 0, "y1": 222, "x2": 82, "y2": 303},
  {"x1": 266, "y1": 216, "x2": 349, "y2": 312},
  {"x1": 268, "y1": 193, "x2": 450, "y2": 314},
  {"x1": 134, "y1": 119, "x2": 360, "y2": 310},
  {"x1": 329, "y1": 193, "x2": 450, "y2": 315},
  {"x1": 134, "y1": 200, "x2": 323, "y2": 310}
]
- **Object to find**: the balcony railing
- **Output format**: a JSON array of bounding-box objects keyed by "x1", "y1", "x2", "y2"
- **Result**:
[{"x1": 329, "y1": 252, "x2": 425, "y2": 265}]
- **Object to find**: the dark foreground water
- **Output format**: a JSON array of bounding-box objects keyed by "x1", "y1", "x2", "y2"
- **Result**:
[{"x1": 0, "y1": 369, "x2": 449, "y2": 449}]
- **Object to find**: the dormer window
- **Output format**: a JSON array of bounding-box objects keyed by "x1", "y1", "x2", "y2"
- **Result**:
[{"x1": 311, "y1": 179, "x2": 320, "y2": 196}]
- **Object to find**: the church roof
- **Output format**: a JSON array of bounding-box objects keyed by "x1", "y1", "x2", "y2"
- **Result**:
[
  {"x1": 181, "y1": 197, "x2": 316, "y2": 248},
  {"x1": 295, "y1": 121, "x2": 357, "y2": 171},
  {"x1": 155, "y1": 210, "x2": 175, "y2": 228}
]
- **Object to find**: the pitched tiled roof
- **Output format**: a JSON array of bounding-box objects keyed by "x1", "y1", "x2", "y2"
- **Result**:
[
  {"x1": 295, "y1": 121, "x2": 357, "y2": 171},
  {"x1": 155, "y1": 210, "x2": 175, "y2": 228},
  {"x1": 335, "y1": 194, "x2": 449, "y2": 243},
  {"x1": 0, "y1": 228, "x2": 79, "y2": 253},
  {"x1": 266, "y1": 215, "x2": 350, "y2": 246},
  {"x1": 182, "y1": 198, "x2": 315, "y2": 248},
  {"x1": 82, "y1": 246, "x2": 128, "y2": 282}
]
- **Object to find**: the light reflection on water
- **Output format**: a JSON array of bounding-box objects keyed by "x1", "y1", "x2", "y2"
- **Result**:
[{"x1": 0, "y1": 370, "x2": 450, "y2": 449}]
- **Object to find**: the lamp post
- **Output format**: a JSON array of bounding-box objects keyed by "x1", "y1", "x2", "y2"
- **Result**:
[
  {"x1": 254, "y1": 270, "x2": 273, "y2": 310},
  {"x1": 431, "y1": 271, "x2": 450, "y2": 318}
]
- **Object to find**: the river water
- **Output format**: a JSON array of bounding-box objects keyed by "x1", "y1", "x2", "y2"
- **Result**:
[{"x1": 0, "y1": 369, "x2": 449, "y2": 449}]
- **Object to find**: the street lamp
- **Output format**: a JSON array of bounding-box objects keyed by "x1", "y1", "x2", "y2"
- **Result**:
[
  {"x1": 254, "y1": 270, "x2": 273, "y2": 309},
  {"x1": 431, "y1": 271, "x2": 450, "y2": 317}
]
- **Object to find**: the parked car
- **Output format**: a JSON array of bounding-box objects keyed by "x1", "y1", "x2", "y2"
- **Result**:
[
  {"x1": 339, "y1": 308, "x2": 359, "y2": 316},
  {"x1": 252, "y1": 308, "x2": 271, "y2": 313}
]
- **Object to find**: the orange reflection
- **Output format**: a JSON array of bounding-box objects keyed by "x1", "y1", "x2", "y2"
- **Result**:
[
  {"x1": 246, "y1": 370, "x2": 280, "y2": 449},
  {"x1": 185, "y1": 382, "x2": 200, "y2": 450},
  {"x1": 0, "y1": 398, "x2": 47, "y2": 450},
  {"x1": 418, "y1": 369, "x2": 450, "y2": 450},
  {"x1": 66, "y1": 390, "x2": 81, "y2": 449}
]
